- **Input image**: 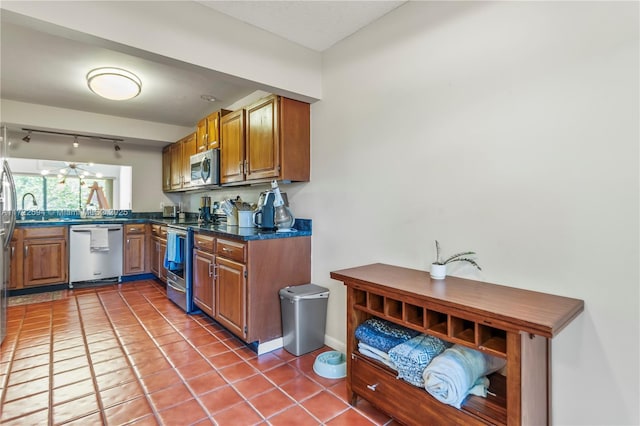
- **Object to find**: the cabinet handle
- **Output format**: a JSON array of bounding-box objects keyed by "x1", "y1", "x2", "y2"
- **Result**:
[
  {"x1": 208, "y1": 263, "x2": 213, "y2": 277},
  {"x1": 366, "y1": 383, "x2": 379, "y2": 392},
  {"x1": 244, "y1": 160, "x2": 248, "y2": 174},
  {"x1": 127, "y1": 239, "x2": 130, "y2": 246},
  {"x1": 10, "y1": 246, "x2": 14, "y2": 258},
  {"x1": 222, "y1": 247, "x2": 232, "y2": 253},
  {"x1": 239, "y1": 161, "x2": 243, "y2": 174},
  {"x1": 24, "y1": 245, "x2": 28, "y2": 257}
]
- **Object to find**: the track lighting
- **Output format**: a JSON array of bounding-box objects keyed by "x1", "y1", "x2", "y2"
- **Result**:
[{"x1": 20, "y1": 128, "x2": 123, "y2": 151}]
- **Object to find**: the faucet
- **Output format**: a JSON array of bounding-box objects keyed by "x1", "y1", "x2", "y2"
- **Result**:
[{"x1": 20, "y1": 192, "x2": 37, "y2": 220}]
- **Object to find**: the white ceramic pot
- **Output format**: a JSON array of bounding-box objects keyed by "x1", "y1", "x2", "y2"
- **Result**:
[{"x1": 431, "y1": 263, "x2": 447, "y2": 280}]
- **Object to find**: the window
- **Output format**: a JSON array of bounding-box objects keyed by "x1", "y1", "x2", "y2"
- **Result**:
[{"x1": 15, "y1": 174, "x2": 114, "y2": 211}]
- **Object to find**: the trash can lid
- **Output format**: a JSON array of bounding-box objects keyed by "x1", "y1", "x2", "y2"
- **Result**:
[{"x1": 279, "y1": 283, "x2": 329, "y2": 300}]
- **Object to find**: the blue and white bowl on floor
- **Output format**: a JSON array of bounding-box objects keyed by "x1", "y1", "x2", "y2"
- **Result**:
[{"x1": 313, "y1": 351, "x2": 347, "y2": 379}]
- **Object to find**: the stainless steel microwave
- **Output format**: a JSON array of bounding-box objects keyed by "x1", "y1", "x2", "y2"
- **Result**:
[{"x1": 190, "y1": 149, "x2": 219, "y2": 186}]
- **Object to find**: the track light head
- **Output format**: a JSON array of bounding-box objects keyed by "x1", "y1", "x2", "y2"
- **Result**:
[
  {"x1": 114, "y1": 142, "x2": 121, "y2": 152},
  {"x1": 73, "y1": 136, "x2": 79, "y2": 148},
  {"x1": 22, "y1": 131, "x2": 31, "y2": 143}
]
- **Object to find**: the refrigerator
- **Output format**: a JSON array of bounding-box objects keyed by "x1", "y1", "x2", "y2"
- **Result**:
[{"x1": 0, "y1": 126, "x2": 17, "y2": 344}]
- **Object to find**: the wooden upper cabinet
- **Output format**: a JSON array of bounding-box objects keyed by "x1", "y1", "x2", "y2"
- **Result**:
[
  {"x1": 246, "y1": 96, "x2": 280, "y2": 181},
  {"x1": 162, "y1": 145, "x2": 172, "y2": 192},
  {"x1": 170, "y1": 142, "x2": 182, "y2": 190},
  {"x1": 220, "y1": 109, "x2": 246, "y2": 184},
  {"x1": 181, "y1": 132, "x2": 197, "y2": 188},
  {"x1": 220, "y1": 95, "x2": 310, "y2": 186},
  {"x1": 197, "y1": 110, "x2": 231, "y2": 152}
]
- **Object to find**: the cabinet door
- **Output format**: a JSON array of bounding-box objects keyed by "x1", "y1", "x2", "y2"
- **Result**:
[
  {"x1": 24, "y1": 238, "x2": 67, "y2": 286},
  {"x1": 196, "y1": 117, "x2": 208, "y2": 152},
  {"x1": 124, "y1": 234, "x2": 145, "y2": 275},
  {"x1": 162, "y1": 146, "x2": 172, "y2": 191},
  {"x1": 181, "y1": 132, "x2": 197, "y2": 188},
  {"x1": 206, "y1": 111, "x2": 221, "y2": 150},
  {"x1": 159, "y1": 240, "x2": 167, "y2": 283},
  {"x1": 220, "y1": 109, "x2": 245, "y2": 184},
  {"x1": 150, "y1": 237, "x2": 160, "y2": 277},
  {"x1": 193, "y1": 249, "x2": 215, "y2": 318},
  {"x1": 215, "y1": 257, "x2": 247, "y2": 339},
  {"x1": 246, "y1": 95, "x2": 280, "y2": 181},
  {"x1": 170, "y1": 143, "x2": 182, "y2": 190},
  {"x1": 9, "y1": 231, "x2": 23, "y2": 290}
]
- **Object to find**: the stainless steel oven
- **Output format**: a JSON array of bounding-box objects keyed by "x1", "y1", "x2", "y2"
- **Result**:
[{"x1": 165, "y1": 225, "x2": 194, "y2": 313}]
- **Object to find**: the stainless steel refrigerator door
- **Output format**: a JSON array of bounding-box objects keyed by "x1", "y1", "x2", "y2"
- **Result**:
[{"x1": 0, "y1": 239, "x2": 7, "y2": 344}]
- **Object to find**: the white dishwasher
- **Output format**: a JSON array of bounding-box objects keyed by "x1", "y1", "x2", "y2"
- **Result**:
[{"x1": 69, "y1": 224, "x2": 123, "y2": 286}]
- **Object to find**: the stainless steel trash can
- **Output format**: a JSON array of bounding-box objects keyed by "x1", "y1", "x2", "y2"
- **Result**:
[{"x1": 279, "y1": 283, "x2": 329, "y2": 356}]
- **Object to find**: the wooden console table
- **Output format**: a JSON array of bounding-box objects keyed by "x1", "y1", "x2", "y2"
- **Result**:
[{"x1": 330, "y1": 263, "x2": 584, "y2": 426}]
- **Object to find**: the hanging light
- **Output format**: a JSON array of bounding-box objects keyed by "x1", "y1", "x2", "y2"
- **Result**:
[{"x1": 87, "y1": 67, "x2": 141, "y2": 100}]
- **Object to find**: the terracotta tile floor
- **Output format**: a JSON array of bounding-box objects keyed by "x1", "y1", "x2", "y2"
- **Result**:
[{"x1": 0, "y1": 279, "x2": 396, "y2": 425}]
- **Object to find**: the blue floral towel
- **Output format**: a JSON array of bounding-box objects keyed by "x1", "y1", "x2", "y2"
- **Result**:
[
  {"x1": 354, "y1": 318, "x2": 419, "y2": 353},
  {"x1": 388, "y1": 334, "x2": 450, "y2": 387}
]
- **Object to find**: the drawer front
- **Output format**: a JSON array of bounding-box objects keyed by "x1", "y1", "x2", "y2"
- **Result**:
[
  {"x1": 194, "y1": 233, "x2": 215, "y2": 253},
  {"x1": 125, "y1": 223, "x2": 146, "y2": 235},
  {"x1": 23, "y1": 226, "x2": 66, "y2": 239},
  {"x1": 216, "y1": 239, "x2": 246, "y2": 263},
  {"x1": 351, "y1": 355, "x2": 485, "y2": 426},
  {"x1": 151, "y1": 224, "x2": 167, "y2": 238}
]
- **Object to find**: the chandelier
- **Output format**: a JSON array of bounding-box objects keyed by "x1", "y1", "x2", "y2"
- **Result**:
[{"x1": 41, "y1": 162, "x2": 103, "y2": 186}]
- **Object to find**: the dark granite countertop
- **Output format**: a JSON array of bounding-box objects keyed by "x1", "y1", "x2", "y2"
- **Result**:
[{"x1": 16, "y1": 217, "x2": 312, "y2": 241}]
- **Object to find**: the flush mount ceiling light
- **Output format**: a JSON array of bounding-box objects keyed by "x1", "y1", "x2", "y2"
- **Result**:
[
  {"x1": 86, "y1": 67, "x2": 141, "y2": 101},
  {"x1": 200, "y1": 94, "x2": 216, "y2": 102}
]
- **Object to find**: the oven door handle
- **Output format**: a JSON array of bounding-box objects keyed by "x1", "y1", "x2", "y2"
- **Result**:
[{"x1": 166, "y1": 280, "x2": 186, "y2": 294}]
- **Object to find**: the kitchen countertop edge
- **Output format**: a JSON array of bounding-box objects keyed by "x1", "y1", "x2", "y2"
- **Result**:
[{"x1": 16, "y1": 218, "x2": 312, "y2": 241}]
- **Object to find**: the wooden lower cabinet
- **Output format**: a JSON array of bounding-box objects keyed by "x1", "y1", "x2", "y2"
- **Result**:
[
  {"x1": 190, "y1": 232, "x2": 311, "y2": 346},
  {"x1": 193, "y1": 247, "x2": 215, "y2": 318},
  {"x1": 215, "y1": 256, "x2": 247, "y2": 339},
  {"x1": 150, "y1": 225, "x2": 167, "y2": 283},
  {"x1": 22, "y1": 227, "x2": 68, "y2": 287},
  {"x1": 8, "y1": 229, "x2": 23, "y2": 290},
  {"x1": 330, "y1": 263, "x2": 584, "y2": 426},
  {"x1": 123, "y1": 223, "x2": 148, "y2": 275}
]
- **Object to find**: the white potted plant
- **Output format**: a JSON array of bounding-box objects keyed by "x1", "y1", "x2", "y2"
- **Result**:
[{"x1": 431, "y1": 240, "x2": 481, "y2": 279}]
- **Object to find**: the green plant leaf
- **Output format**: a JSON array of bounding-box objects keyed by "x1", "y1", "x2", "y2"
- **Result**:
[
  {"x1": 443, "y1": 251, "x2": 477, "y2": 264},
  {"x1": 447, "y1": 257, "x2": 482, "y2": 270}
]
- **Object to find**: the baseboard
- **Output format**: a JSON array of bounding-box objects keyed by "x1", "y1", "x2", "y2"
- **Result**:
[{"x1": 324, "y1": 334, "x2": 346, "y2": 354}]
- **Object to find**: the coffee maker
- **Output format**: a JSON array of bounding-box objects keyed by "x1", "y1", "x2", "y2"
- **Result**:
[
  {"x1": 199, "y1": 196, "x2": 212, "y2": 224},
  {"x1": 252, "y1": 191, "x2": 276, "y2": 230}
]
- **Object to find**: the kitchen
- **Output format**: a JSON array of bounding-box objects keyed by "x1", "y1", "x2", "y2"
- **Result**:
[{"x1": 0, "y1": 2, "x2": 638, "y2": 426}]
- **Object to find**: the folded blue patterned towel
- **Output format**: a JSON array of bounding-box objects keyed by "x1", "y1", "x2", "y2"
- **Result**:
[
  {"x1": 388, "y1": 334, "x2": 450, "y2": 387},
  {"x1": 355, "y1": 318, "x2": 420, "y2": 353}
]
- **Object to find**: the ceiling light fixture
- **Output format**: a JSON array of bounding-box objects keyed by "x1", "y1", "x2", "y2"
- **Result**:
[
  {"x1": 73, "y1": 136, "x2": 79, "y2": 148},
  {"x1": 200, "y1": 94, "x2": 216, "y2": 102},
  {"x1": 22, "y1": 131, "x2": 31, "y2": 143},
  {"x1": 86, "y1": 67, "x2": 141, "y2": 101},
  {"x1": 114, "y1": 141, "x2": 121, "y2": 152}
]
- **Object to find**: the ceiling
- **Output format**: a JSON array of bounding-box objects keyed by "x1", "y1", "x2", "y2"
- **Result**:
[{"x1": 0, "y1": 1, "x2": 405, "y2": 143}]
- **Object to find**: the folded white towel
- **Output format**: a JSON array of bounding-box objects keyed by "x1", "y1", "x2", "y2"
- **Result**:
[
  {"x1": 90, "y1": 228, "x2": 109, "y2": 251},
  {"x1": 423, "y1": 345, "x2": 506, "y2": 409},
  {"x1": 358, "y1": 342, "x2": 397, "y2": 370}
]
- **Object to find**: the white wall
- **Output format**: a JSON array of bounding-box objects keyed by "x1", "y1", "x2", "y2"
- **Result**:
[
  {"x1": 6, "y1": 130, "x2": 173, "y2": 212},
  {"x1": 299, "y1": 2, "x2": 638, "y2": 425}
]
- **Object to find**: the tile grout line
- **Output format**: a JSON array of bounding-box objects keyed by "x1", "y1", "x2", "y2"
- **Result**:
[{"x1": 73, "y1": 290, "x2": 109, "y2": 425}]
